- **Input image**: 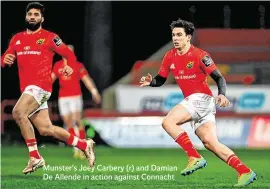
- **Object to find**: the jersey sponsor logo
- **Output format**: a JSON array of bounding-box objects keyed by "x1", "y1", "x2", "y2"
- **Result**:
[
  {"x1": 170, "y1": 64, "x2": 175, "y2": 69},
  {"x1": 179, "y1": 70, "x2": 184, "y2": 74},
  {"x1": 36, "y1": 38, "x2": 45, "y2": 45},
  {"x1": 175, "y1": 74, "x2": 196, "y2": 80},
  {"x1": 201, "y1": 55, "x2": 213, "y2": 67},
  {"x1": 17, "y1": 51, "x2": 41, "y2": 55},
  {"x1": 24, "y1": 46, "x2": 30, "y2": 50},
  {"x1": 53, "y1": 36, "x2": 62, "y2": 47},
  {"x1": 186, "y1": 61, "x2": 194, "y2": 69}
]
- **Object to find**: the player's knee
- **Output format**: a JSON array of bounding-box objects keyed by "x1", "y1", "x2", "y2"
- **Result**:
[
  {"x1": 12, "y1": 107, "x2": 20, "y2": 120},
  {"x1": 38, "y1": 124, "x2": 54, "y2": 136},
  {"x1": 12, "y1": 108, "x2": 27, "y2": 124},
  {"x1": 162, "y1": 118, "x2": 171, "y2": 130}
]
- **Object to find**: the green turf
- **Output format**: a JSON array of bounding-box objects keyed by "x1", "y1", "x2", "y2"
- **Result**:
[{"x1": 1, "y1": 146, "x2": 270, "y2": 189}]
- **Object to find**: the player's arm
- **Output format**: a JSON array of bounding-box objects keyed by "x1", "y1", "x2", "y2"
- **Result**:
[
  {"x1": 81, "y1": 75, "x2": 101, "y2": 104},
  {"x1": 49, "y1": 35, "x2": 77, "y2": 75},
  {"x1": 1, "y1": 35, "x2": 17, "y2": 67},
  {"x1": 79, "y1": 64, "x2": 101, "y2": 104},
  {"x1": 140, "y1": 52, "x2": 170, "y2": 87},
  {"x1": 200, "y1": 53, "x2": 230, "y2": 107},
  {"x1": 149, "y1": 74, "x2": 167, "y2": 87},
  {"x1": 211, "y1": 70, "x2": 229, "y2": 107},
  {"x1": 210, "y1": 70, "x2": 226, "y2": 96}
]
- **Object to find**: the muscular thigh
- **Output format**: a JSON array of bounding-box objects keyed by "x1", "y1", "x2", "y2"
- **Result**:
[
  {"x1": 165, "y1": 104, "x2": 192, "y2": 125},
  {"x1": 13, "y1": 93, "x2": 40, "y2": 116},
  {"x1": 29, "y1": 109, "x2": 52, "y2": 129},
  {"x1": 195, "y1": 121, "x2": 219, "y2": 142}
]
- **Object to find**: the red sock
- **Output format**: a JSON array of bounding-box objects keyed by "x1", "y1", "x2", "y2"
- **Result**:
[
  {"x1": 175, "y1": 132, "x2": 201, "y2": 158},
  {"x1": 79, "y1": 129, "x2": 86, "y2": 139},
  {"x1": 68, "y1": 128, "x2": 76, "y2": 136},
  {"x1": 67, "y1": 134, "x2": 87, "y2": 151},
  {"x1": 26, "y1": 139, "x2": 41, "y2": 159},
  {"x1": 226, "y1": 154, "x2": 251, "y2": 175}
]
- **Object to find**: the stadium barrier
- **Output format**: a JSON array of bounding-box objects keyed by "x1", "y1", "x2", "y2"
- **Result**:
[
  {"x1": 115, "y1": 85, "x2": 270, "y2": 114},
  {"x1": 83, "y1": 115, "x2": 270, "y2": 149},
  {"x1": 2, "y1": 99, "x2": 270, "y2": 149}
]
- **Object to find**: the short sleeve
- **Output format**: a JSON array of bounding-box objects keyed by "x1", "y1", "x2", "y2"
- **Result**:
[
  {"x1": 199, "y1": 52, "x2": 217, "y2": 75},
  {"x1": 48, "y1": 34, "x2": 64, "y2": 50},
  {"x1": 158, "y1": 51, "x2": 171, "y2": 78}
]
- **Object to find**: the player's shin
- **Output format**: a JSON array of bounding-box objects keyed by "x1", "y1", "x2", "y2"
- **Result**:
[{"x1": 175, "y1": 132, "x2": 201, "y2": 158}]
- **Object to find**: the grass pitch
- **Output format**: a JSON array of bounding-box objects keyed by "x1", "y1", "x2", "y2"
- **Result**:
[{"x1": 1, "y1": 146, "x2": 270, "y2": 189}]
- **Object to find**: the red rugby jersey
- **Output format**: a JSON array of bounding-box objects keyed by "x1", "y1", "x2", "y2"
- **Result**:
[
  {"x1": 1, "y1": 28, "x2": 77, "y2": 92},
  {"x1": 158, "y1": 45, "x2": 217, "y2": 97}
]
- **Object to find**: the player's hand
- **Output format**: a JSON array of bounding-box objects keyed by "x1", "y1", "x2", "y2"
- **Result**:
[
  {"x1": 91, "y1": 89, "x2": 101, "y2": 104},
  {"x1": 3, "y1": 54, "x2": 16, "y2": 66},
  {"x1": 60, "y1": 65, "x2": 73, "y2": 76},
  {"x1": 215, "y1": 94, "x2": 230, "y2": 107},
  {"x1": 139, "y1": 73, "x2": 152, "y2": 87}
]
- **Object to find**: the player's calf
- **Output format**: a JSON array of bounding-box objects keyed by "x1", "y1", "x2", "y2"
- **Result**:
[
  {"x1": 163, "y1": 122, "x2": 207, "y2": 176},
  {"x1": 196, "y1": 123, "x2": 256, "y2": 185},
  {"x1": 161, "y1": 104, "x2": 206, "y2": 176},
  {"x1": 32, "y1": 110, "x2": 96, "y2": 167}
]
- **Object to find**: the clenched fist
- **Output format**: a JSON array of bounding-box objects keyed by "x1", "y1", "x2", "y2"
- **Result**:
[
  {"x1": 3, "y1": 54, "x2": 16, "y2": 67},
  {"x1": 139, "y1": 73, "x2": 153, "y2": 87}
]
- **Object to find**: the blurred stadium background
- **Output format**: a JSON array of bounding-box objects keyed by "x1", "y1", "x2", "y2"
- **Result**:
[{"x1": 1, "y1": 1, "x2": 270, "y2": 189}]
